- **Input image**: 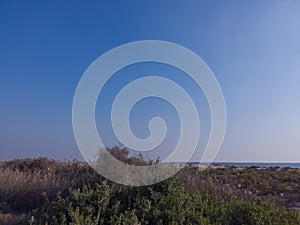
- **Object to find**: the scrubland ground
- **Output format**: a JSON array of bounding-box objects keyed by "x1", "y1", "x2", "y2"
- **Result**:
[{"x1": 0, "y1": 148, "x2": 300, "y2": 224}]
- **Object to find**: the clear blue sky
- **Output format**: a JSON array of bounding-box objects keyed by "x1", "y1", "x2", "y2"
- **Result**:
[{"x1": 1, "y1": 0, "x2": 299, "y2": 162}]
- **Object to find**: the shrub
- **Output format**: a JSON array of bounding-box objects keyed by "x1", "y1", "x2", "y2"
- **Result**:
[{"x1": 30, "y1": 178, "x2": 300, "y2": 225}]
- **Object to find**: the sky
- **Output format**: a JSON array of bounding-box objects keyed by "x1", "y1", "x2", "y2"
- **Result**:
[{"x1": 0, "y1": 0, "x2": 300, "y2": 162}]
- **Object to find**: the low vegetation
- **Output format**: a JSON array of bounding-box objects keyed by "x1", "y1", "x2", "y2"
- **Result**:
[{"x1": 0, "y1": 147, "x2": 299, "y2": 224}]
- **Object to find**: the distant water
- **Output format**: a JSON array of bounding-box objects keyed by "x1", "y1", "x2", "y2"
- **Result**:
[{"x1": 189, "y1": 162, "x2": 300, "y2": 169}]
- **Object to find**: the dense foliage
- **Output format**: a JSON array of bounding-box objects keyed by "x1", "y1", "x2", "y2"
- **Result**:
[{"x1": 31, "y1": 178, "x2": 299, "y2": 225}]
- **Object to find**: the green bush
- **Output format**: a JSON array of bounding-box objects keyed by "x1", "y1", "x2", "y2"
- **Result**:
[{"x1": 30, "y1": 178, "x2": 300, "y2": 225}]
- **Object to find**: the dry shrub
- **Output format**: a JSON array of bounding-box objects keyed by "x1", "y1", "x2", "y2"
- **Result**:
[{"x1": 0, "y1": 158, "x2": 101, "y2": 211}]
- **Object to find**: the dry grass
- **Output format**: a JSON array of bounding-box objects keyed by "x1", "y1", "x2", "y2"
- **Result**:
[
  {"x1": 0, "y1": 158, "x2": 102, "y2": 212},
  {"x1": 0, "y1": 212, "x2": 26, "y2": 225}
]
